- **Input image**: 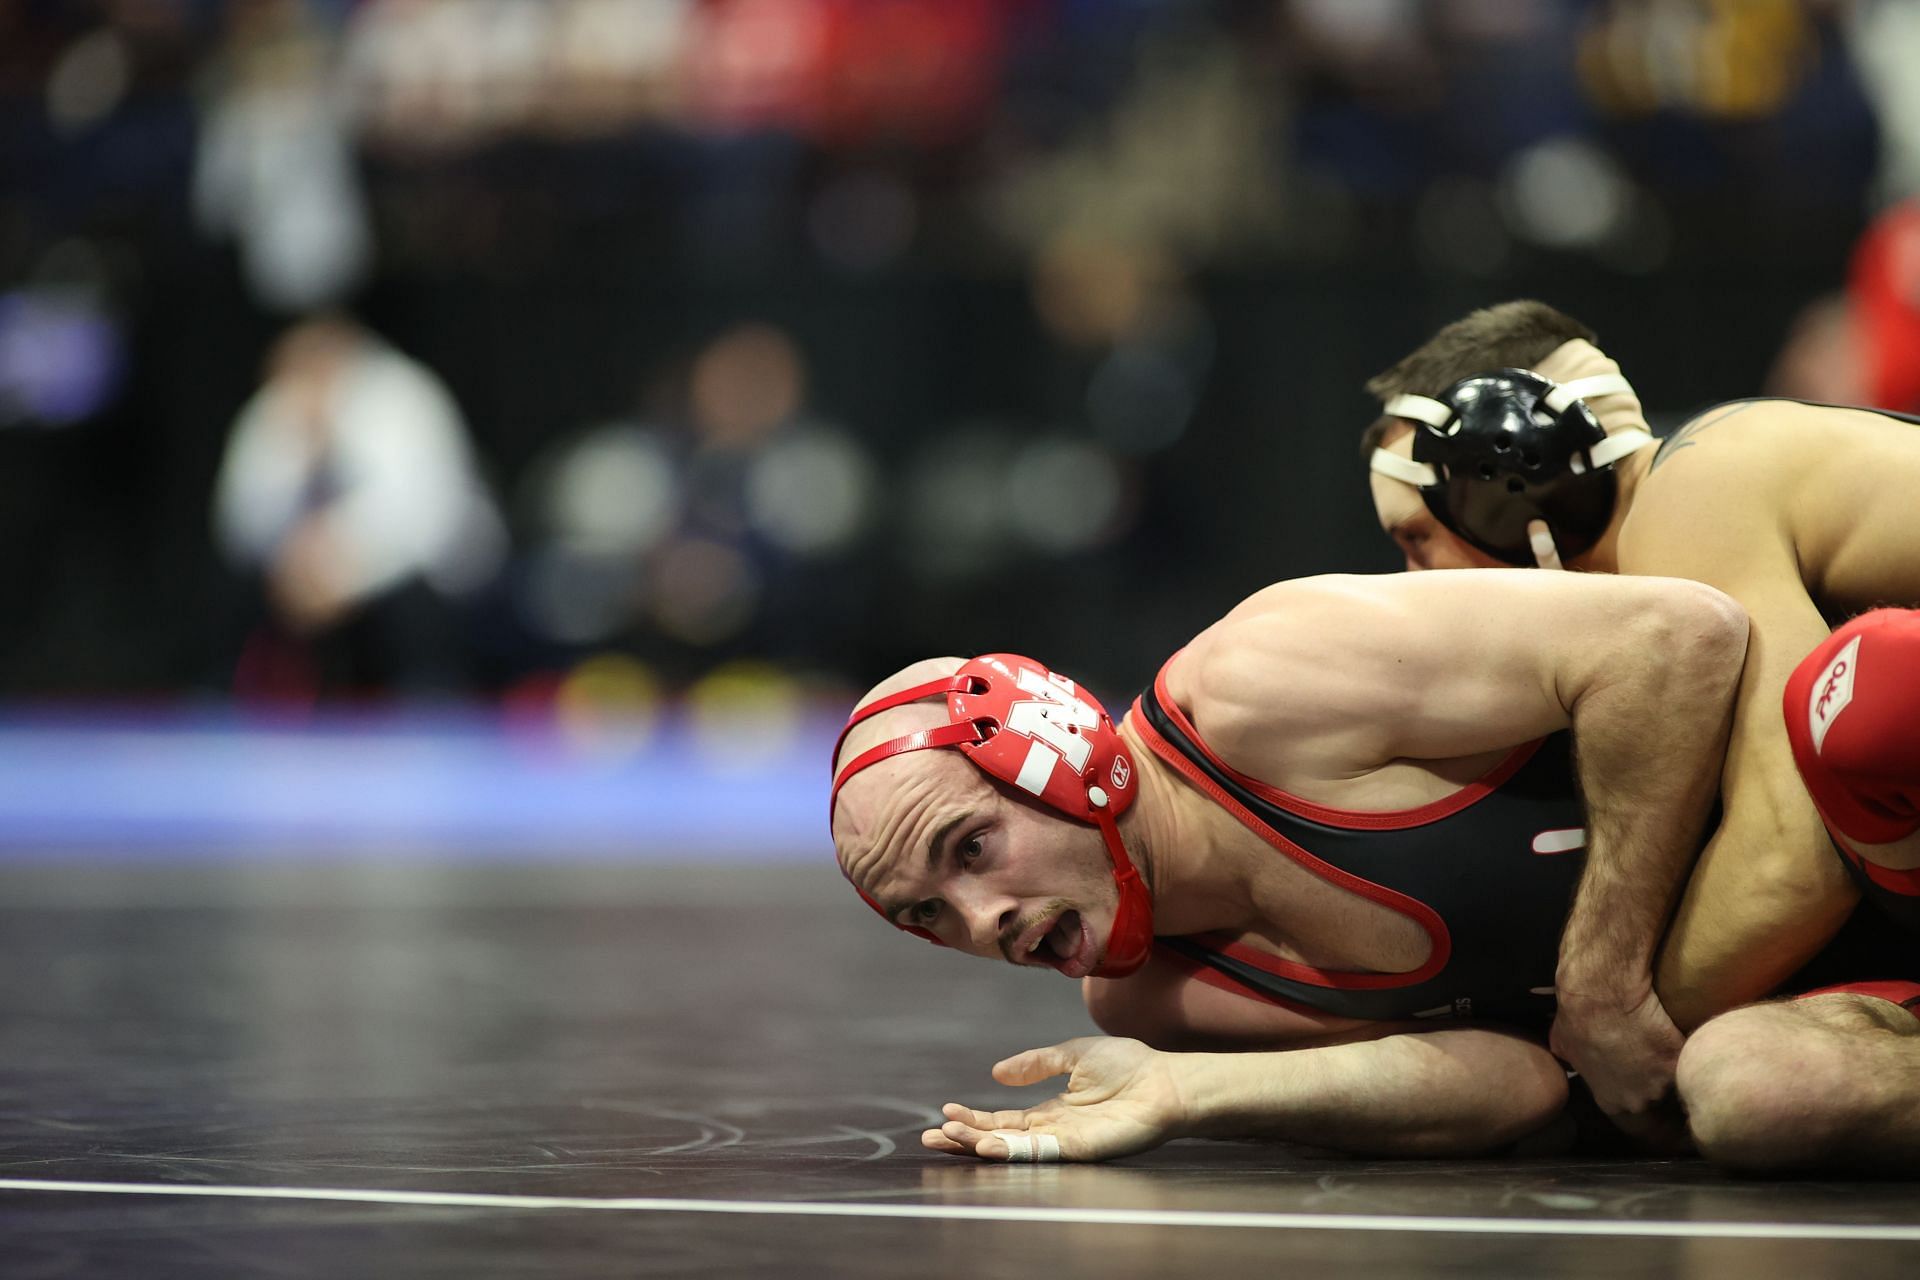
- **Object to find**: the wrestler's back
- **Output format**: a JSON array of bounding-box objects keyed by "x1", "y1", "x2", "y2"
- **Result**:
[
  {"x1": 1153, "y1": 624, "x2": 1535, "y2": 979},
  {"x1": 1637, "y1": 398, "x2": 1920, "y2": 615},
  {"x1": 1106, "y1": 661, "x2": 1588, "y2": 1042}
]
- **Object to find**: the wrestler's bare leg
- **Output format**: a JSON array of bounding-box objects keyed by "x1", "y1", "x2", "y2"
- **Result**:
[{"x1": 1676, "y1": 988, "x2": 1920, "y2": 1173}]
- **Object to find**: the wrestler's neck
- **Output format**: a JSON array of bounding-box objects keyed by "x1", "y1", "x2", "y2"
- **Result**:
[{"x1": 1113, "y1": 720, "x2": 1264, "y2": 937}]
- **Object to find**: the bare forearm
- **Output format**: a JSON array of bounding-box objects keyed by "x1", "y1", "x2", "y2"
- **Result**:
[
  {"x1": 1557, "y1": 804, "x2": 1703, "y2": 998},
  {"x1": 1558, "y1": 597, "x2": 1746, "y2": 997},
  {"x1": 1175, "y1": 1031, "x2": 1567, "y2": 1157},
  {"x1": 1655, "y1": 619, "x2": 1860, "y2": 1028},
  {"x1": 1657, "y1": 807, "x2": 1857, "y2": 1029}
]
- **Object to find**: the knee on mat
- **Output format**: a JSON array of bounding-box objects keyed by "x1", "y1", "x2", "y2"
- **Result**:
[{"x1": 1676, "y1": 1007, "x2": 1858, "y2": 1173}]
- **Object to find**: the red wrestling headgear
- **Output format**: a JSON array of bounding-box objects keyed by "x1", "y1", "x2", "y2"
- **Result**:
[{"x1": 828, "y1": 653, "x2": 1154, "y2": 978}]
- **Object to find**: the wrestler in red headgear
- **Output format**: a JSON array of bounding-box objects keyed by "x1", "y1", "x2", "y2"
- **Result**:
[
  {"x1": 831, "y1": 653, "x2": 1153, "y2": 978},
  {"x1": 828, "y1": 570, "x2": 1762, "y2": 1168}
]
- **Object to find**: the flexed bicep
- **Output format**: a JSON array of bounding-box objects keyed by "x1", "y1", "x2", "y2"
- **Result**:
[{"x1": 1184, "y1": 571, "x2": 1745, "y2": 772}]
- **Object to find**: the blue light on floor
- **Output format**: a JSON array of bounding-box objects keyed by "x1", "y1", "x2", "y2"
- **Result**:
[{"x1": 0, "y1": 707, "x2": 837, "y2": 860}]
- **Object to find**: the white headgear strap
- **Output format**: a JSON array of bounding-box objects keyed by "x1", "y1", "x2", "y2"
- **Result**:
[{"x1": 1370, "y1": 372, "x2": 1652, "y2": 488}]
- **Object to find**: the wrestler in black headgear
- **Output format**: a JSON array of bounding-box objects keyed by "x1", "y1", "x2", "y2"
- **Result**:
[{"x1": 1368, "y1": 368, "x2": 1654, "y2": 567}]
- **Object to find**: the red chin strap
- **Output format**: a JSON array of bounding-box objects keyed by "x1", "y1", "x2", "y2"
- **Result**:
[
  {"x1": 1082, "y1": 796, "x2": 1155, "y2": 978},
  {"x1": 828, "y1": 654, "x2": 1154, "y2": 978}
]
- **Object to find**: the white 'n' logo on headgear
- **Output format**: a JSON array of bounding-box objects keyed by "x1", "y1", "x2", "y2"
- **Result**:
[{"x1": 1003, "y1": 667, "x2": 1098, "y2": 793}]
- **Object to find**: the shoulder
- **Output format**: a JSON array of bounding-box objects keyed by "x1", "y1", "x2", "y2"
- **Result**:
[
  {"x1": 1620, "y1": 401, "x2": 1821, "y2": 575},
  {"x1": 1171, "y1": 575, "x2": 1453, "y2": 770},
  {"x1": 1178, "y1": 577, "x2": 1407, "y2": 697},
  {"x1": 1648, "y1": 398, "x2": 1839, "y2": 482},
  {"x1": 1666, "y1": 396, "x2": 1823, "y2": 435}
]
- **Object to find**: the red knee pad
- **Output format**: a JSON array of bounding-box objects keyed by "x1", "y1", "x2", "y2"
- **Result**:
[{"x1": 1784, "y1": 609, "x2": 1920, "y2": 852}]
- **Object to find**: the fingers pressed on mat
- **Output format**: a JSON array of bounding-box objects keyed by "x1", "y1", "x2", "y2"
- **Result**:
[{"x1": 994, "y1": 1130, "x2": 1062, "y2": 1163}]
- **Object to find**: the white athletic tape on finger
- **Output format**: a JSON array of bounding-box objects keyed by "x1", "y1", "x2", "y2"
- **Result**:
[{"x1": 994, "y1": 1131, "x2": 1059, "y2": 1163}]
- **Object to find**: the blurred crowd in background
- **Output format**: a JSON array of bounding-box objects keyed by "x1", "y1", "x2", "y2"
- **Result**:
[{"x1": 5, "y1": 0, "x2": 1920, "y2": 728}]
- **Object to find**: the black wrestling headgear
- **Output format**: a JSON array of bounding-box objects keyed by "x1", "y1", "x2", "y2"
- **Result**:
[{"x1": 1368, "y1": 369, "x2": 1654, "y2": 566}]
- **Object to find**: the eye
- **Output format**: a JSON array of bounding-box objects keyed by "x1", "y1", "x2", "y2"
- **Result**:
[
  {"x1": 910, "y1": 900, "x2": 941, "y2": 926},
  {"x1": 960, "y1": 835, "x2": 984, "y2": 863}
]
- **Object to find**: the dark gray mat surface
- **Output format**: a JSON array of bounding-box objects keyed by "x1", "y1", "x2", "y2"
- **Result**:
[{"x1": 1, "y1": 862, "x2": 1914, "y2": 1278}]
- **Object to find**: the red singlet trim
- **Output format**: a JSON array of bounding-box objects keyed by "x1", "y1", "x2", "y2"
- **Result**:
[
  {"x1": 1147, "y1": 661, "x2": 1545, "y2": 831},
  {"x1": 1126, "y1": 697, "x2": 1453, "y2": 992},
  {"x1": 1797, "y1": 980, "x2": 1920, "y2": 1012}
]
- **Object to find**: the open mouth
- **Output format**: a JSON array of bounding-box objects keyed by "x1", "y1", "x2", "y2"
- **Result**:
[{"x1": 1020, "y1": 909, "x2": 1093, "y2": 979}]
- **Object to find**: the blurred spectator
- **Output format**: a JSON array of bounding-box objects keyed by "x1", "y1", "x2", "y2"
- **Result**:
[
  {"x1": 1847, "y1": 0, "x2": 1920, "y2": 205},
  {"x1": 195, "y1": 0, "x2": 371, "y2": 312},
  {"x1": 522, "y1": 321, "x2": 876, "y2": 680},
  {"x1": 1760, "y1": 3, "x2": 1920, "y2": 410},
  {"x1": 991, "y1": 16, "x2": 1282, "y2": 264},
  {"x1": 341, "y1": 0, "x2": 569, "y2": 152},
  {"x1": 213, "y1": 316, "x2": 506, "y2": 698},
  {"x1": 1767, "y1": 199, "x2": 1920, "y2": 412},
  {"x1": 1, "y1": 0, "x2": 1909, "y2": 699}
]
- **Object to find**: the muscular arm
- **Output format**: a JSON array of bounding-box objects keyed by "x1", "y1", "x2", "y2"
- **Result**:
[
  {"x1": 931, "y1": 1026, "x2": 1571, "y2": 1162},
  {"x1": 1173, "y1": 570, "x2": 1747, "y2": 1125},
  {"x1": 1075, "y1": 951, "x2": 1567, "y2": 1155},
  {"x1": 1175, "y1": 1026, "x2": 1569, "y2": 1156},
  {"x1": 1177, "y1": 570, "x2": 1743, "y2": 790},
  {"x1": 1543, "y1": 577, "x2": 1748, "y2": 1135},
  {"x1": 1179, "y1": 572, "x2": 1744, "y2": 971},
  {"x1": 1621, "y1": 436, "x2": 1858, "y2": 1027}
]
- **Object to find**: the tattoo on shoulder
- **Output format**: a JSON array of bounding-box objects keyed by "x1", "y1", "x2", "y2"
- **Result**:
[{"x1": 1650, "y1": 402, "x2": 1758, "y2": 472}]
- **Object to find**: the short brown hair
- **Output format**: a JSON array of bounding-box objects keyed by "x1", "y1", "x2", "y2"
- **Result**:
[{"x1": 1358, "y1": 301, "x2": 1598, "y2": 459}]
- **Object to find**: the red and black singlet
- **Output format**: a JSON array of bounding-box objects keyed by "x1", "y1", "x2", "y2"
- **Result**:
[{"x1": 1129, "y1": 665, "x2": 1590, "y2": 1027}]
